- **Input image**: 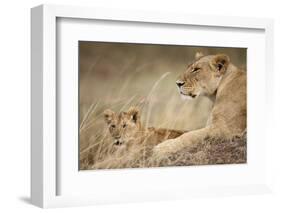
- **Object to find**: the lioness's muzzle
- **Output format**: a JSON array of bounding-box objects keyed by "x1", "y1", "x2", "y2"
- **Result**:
[{"x1": 176, "y1": 80, "x2": 185, "y2": 88}]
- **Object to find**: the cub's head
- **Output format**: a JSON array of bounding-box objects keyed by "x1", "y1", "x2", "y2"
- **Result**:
[
  {"x1": 103, "y1": 107, "x2": 141, "y2": 146},
  {"x1": 176, "y1": 52, "x2": 230, "y2": 100}
]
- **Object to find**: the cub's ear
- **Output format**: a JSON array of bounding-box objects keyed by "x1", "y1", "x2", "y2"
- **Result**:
[
  {"x1": 195, "y1": 52, "x2": 204, "y2": 60},
  {"x1": 103, "y1": 109, "x2": 115, "y2": 124},
  {"x1": 212, "y1": 54, "x2": 230, "y2": 74},
  {"x1": 127, "y1": 107, "x2": 140, "y2": 123}
]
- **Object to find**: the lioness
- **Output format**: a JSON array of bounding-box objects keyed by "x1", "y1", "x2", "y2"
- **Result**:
[
  {"x1": 153, "y1": 52, "x2": 246, "y2": 157},
  {"x1": 104, "y1": 107, "x2": 185, "y2": 150}
]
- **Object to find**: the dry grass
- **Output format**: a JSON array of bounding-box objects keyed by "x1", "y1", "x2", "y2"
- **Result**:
[
  {"x1": 79, "y1": 42, "x2": 247, "y2": 170},
  {"x1": 80, "y1": 131, "x2": 246, "y2": 170}
]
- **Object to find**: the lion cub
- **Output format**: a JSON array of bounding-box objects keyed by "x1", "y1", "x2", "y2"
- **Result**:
[{"x1": 103, "y1": 107, "x2": 185, "y2": 150}]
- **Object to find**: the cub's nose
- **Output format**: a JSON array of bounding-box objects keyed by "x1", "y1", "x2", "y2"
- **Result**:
[
  {"x1": 176, "y1": 80, "x2": 185, "y2": 88},
  {"x1": 115, "y1": 141, "x2": 121, "y2": 145}
]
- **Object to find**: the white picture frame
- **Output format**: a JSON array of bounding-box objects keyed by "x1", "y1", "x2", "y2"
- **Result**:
[{"x1": 31, "y1": 4, "x2": 274, "y2": 208}]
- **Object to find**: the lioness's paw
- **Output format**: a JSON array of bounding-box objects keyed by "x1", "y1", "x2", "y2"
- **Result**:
[{"x1": 152, "y1": 139, "x2": 178, "y2": 159}]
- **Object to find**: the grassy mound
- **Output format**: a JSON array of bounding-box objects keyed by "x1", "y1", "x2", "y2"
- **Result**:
[{"x1": 80, "y1": 131, "x2": 246, "y2": 170}]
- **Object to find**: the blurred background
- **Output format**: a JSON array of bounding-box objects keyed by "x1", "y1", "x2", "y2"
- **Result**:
[{"x1": 79, "y1": 41, "x2": 246, "y2": 167}]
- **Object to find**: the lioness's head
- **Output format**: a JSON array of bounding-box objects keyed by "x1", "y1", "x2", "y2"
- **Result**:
[
  {"x1": 103, "y1": 107, "x2": 141, "y2": 146},
  {"x1": 176, "y1": 52, "x2": 230, "y2": 100}
]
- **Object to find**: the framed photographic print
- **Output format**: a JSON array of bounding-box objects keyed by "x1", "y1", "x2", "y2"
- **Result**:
[{"x1": 31, "y1": 4, "x2": 274, "y2": 208}]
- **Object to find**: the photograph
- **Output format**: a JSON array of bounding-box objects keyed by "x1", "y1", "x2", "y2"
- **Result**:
[{"x1": 79, "y1": 41, "x2": 247, "y2": 170}]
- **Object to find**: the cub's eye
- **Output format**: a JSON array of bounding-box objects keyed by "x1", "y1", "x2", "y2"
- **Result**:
[
  {"x1": 111, "y1": 124, "x2": 116, "y2": 128},
  {"x1": 191, "y1": 67, "x2": 200, "y2": 73},
  {"x1": 122, "y1": 124, "x2": 127, "y2": 128}
]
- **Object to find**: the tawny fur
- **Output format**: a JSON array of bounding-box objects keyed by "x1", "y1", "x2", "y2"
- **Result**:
[
  {"x1": 153, "y1": 53, "x2": 246, "y2": 157},
  {"x1": 104, "y1": 107, "x2": 185, "y2": 149},
  {"x1": 92, "y1": 107, "x2": 185, "y2": 169}
]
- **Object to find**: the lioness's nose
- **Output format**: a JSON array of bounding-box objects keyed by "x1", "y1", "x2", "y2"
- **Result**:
[{"x1": 176, "y1": 80, "x2": 185, "y2": 88}]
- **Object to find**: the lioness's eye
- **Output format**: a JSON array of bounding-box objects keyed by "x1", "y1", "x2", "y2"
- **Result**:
[
  {"x1": 111, "y1": 124, "x2": 116, "y2": 128},
  {"x1": 191, "y1": 67, "x2": 200, "y2": 73},
  {"x1": 123, "y1": 124, "x2": 126, "y2": 128}
]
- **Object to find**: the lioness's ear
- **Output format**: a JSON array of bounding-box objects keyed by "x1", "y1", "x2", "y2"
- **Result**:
[
  {"x1": 195, "y1": 52, "x2": 204, "y2": 60},
  {"x1": 103, "y1": 109, "x2": 115, "y2": 124},
  {"x1": 212, "y1": 54, "x2": 230, "y2": 74},
  {"x1": 127, "y1": 107, "x2": 140, "y2": 123}
]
